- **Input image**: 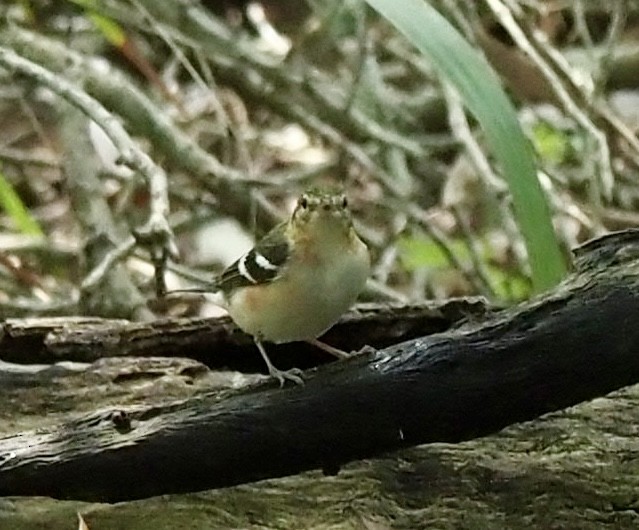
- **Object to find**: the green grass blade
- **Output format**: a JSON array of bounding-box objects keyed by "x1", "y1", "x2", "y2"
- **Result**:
[
  {"x1": 0, "y1": 169, "x2": 43, "y2": 236},
  {"x1": 365, "y1": 0, "x2": 566, "y2": 291}
]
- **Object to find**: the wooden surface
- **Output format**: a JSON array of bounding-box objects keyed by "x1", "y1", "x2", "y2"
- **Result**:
[{"x1": 2, "y1": 230, "x2": 639, "y2": 527}]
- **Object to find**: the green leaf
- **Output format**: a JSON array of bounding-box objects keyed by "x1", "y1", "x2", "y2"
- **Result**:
[
  {"x1": 87, "y1": 11, "x2": 127, "y2": 47},
  {"x1": 68, "y1": 0, "x2": 126, "y2": 47},
  {"x1": 531, "y1": 122, "x2": 571, "y2": 164},
  {"x1": 398, "y1": 235, "x2": 469, "y2": 270},
  {"x1": 0, "y1": 169, "x2": 43, "y2": 236},
  {"x1": 365, "y1": 0, "x2": 567, "y2": 291},
  {"x1": 399, "y1": 233, "x2": 533, "y2": 301},
  {"x1": 486, "y1": 264, "x2": 531, "y2": 301}
]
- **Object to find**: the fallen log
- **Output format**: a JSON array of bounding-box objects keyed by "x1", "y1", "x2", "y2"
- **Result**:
[{"x1": 1, "y1": 229, "x2": 638, "y2": 503}]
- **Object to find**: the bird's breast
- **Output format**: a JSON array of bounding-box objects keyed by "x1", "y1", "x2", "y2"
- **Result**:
[{"x1": 227, "y1": 237, "x2": 369, "y2": 343}]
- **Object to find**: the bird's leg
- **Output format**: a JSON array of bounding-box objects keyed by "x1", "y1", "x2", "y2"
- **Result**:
[
  {"x1": 255, "y1": 340, "x2": 304, "y2": 386},
  {"x1": 306, "y1": 338, "x2": 351, "y2": 359}
]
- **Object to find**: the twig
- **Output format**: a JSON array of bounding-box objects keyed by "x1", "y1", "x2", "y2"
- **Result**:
[
  {"x1": 452, "y1": 206, "x2": 496, "y2": 298},
  {"x1": 405, "y1": 203, "x2": 489, "y2": 296},
  {"x1": 0, "y1": 298, "x2": 79, "y2": 318},
  {"x1": 111, "y1": 1, "x2": 427, "y2": 159},
  {"x1": 60, "y1": 107, "x2": 151, "y2": 319},
  {"x1": 485, "y1": 0, "x2": 615, "y2": 200},
  {"x1": 572, "y1": 0, "x2": 595, "y2": 51},
  {"x1": 0, "y1": 251, "x2": 44, "y2": 290},
  {"x1": 442, "y1": 84, "x2": 507, "y2": 195},
  {"x1": 131, "y1": 0, "x2": 255, "y2": 175},
  {"x1": 0, "y1": 146, "x2": 59, "y2": 168},
  {"x1": 2, "y1": 28, "x2": 253, "y2": 184},
  {"x1": 343, "y1": 4, "x2": 370, "y2": 114},
  {"x1": 81, "y1": 235, "x2": 137, "y2": 292},
  {"x1": 442, "y1": 83, "x2": 524, "y2": 293},
  {"x1": 303, "y1": 73, "x2": 424, "y2": 157},
  {"x1": 0, "y1": 45, "x2": 177, "y2": 268}
]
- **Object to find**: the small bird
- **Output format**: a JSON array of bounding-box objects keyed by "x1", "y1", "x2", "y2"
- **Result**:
[{"x1": 216, "y1": 189, "x2": 370, "y2": 385}]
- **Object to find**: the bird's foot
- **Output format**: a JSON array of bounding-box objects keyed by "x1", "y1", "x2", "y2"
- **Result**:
[
  {"x1": 255, "y1": 340, "x2": 304, "y2": 386},
  {"x1": 268, "y1": 366, "x2": 304, "y2": 387}
]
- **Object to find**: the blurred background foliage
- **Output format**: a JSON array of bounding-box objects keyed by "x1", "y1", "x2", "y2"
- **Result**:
[{"x1": 0, "y1": 0, "x2": 638, "y2": 319}]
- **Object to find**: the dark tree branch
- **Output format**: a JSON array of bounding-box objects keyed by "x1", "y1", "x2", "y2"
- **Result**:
[
  {"x1": 0, "y1": 299, "x2": 487, "y2": 369},
  {"x1": 1, "y1": 230, "x2": 639, "y2": 502}
]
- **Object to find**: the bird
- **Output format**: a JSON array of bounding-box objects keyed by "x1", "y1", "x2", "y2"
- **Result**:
[{"x1": 214, "y1": 188, "x2": 370, "y2": 386}]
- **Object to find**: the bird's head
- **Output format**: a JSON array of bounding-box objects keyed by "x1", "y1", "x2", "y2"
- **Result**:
[{"x1": 292, "y1": 189, "x2": 352, "y2": 227}]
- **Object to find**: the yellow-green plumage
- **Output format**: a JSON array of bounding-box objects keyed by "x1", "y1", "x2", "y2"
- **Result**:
[
  {"x1": 220, "y1": 190, "x2": 370, "y2": 385},
  {"x1": 224, "y1": 191, "x2": 369, "y2": 342}
]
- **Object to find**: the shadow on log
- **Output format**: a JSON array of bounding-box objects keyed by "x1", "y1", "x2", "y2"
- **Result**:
[{"x1": 1, "y1": 229, "x2": 639, "y2": 503}]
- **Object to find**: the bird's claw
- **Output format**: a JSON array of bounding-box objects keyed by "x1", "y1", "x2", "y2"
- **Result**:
[{"x1": 269, "y1": 366, "x2": 304, "y2": 387}]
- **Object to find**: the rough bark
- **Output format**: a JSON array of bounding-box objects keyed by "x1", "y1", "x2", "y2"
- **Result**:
[
  {"x1": 0, "y1": 298, "x2": 486, "y2": 366},
  {"x1": 1, "y1": 230, "x2": 639, "y2": 509}
]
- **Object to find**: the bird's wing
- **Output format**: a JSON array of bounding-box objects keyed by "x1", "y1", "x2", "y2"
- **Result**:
[{"x1": 217, "y1": 222, "x2": 291, "y2": 293}]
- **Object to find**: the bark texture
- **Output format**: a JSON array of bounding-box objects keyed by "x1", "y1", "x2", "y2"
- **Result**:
[{"x1": 2, "y1": 230, "x2": 639, "y2": 528}]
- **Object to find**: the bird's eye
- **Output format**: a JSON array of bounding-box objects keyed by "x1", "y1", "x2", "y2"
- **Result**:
[
  {"x1": 299, "y1": 197, "x2": 308, "y2": 209},
  {"x1": 341, "y1": 196, "x2": 348, "y2": 208}
]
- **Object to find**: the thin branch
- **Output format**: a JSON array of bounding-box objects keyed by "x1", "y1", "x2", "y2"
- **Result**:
[
  {"x1": 0, "y1": 44, "x2": 177, "y2": 267},
  {"x1": 442, "y1": 84, "x2": 507, "y2": 194},
  {"x1": 81, "y1": 236, "x2": 137, "y2": 292},
  {"x1": 0, "y1": 146, "x2": 59, "y2": 168},
  {"x1": 484, "y1": 0, "x2": 615, "y2": 199},
  {"x1": 405, "y1": 203, "x2": 491, "y2": 295}
]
